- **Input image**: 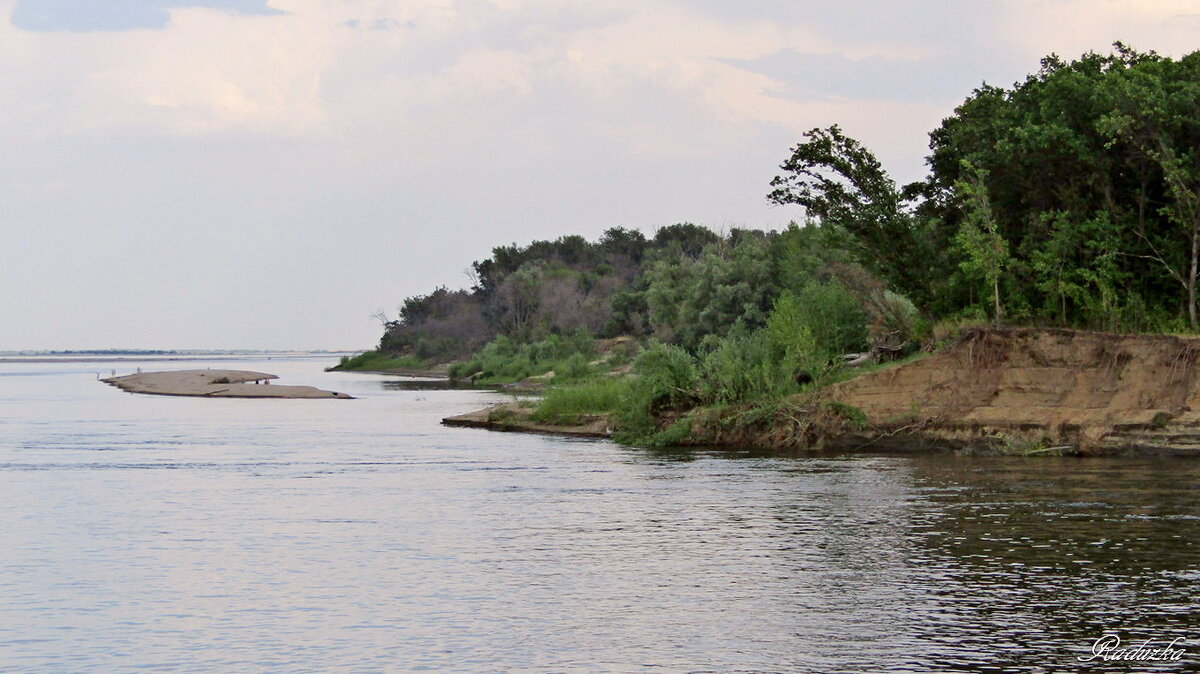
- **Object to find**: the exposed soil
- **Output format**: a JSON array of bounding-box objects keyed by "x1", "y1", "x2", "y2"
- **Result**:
[{"x1": 827, "y1": 328, "x2": 1200, "y2": 455}]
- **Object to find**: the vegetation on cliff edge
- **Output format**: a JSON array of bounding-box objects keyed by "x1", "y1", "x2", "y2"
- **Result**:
[{"x1": 343, "y1": 44, "x2": 1200, "y2": 446}]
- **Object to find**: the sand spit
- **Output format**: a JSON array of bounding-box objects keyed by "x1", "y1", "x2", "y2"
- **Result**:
[
  {"x1": 442, "y1": 402, "x2": 611, "y2": 439},
  {"x1": 103, "y1": 369, "x2": 353, "y2": 399}
]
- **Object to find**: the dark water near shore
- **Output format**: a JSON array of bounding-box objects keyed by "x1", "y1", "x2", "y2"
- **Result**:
[{"x1": 1, "y1": 357, "x2": 1197, "y2": 672}]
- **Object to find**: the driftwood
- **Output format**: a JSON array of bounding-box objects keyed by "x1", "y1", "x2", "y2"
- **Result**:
[
  {"x1": 843, "y1": 344, "x2": 907, "y2": 367},
  {"x1": 843, "y1": 352, "x2": 874, "y2": 367}
]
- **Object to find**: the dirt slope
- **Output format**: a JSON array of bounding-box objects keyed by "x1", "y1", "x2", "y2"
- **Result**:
[{"x1": 831, "y1": 329, "x2": 1200, "y2": 454}]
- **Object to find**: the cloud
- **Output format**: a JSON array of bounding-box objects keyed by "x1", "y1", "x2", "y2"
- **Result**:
[
  {"x1": 1, "y1": 3, "x2": 325, "y2": 137},
  {"x1": 1, "y1": 0, "x2": 1197, "y2": 348},
  {"x1": 993, "y1": 0, "x2": 1200, "y2": 63},
  {"x1": 11, "y1": 0, "x2": 281, "y2": 32}
]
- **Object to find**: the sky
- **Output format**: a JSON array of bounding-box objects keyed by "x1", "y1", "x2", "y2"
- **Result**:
[{"x1": 2, "y1": 1, "x2": 1198, "y2": 350}]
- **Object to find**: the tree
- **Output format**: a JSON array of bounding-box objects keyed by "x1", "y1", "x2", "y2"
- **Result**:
[
  {"x1": 768, "y1": 125, "x2": 931, "y2": 305},
  {"x1": 953, "y1": 162, "x2": 1011, "y2": 322},
  {"x1": 916, "y1": 44, "x2": 1200, "y2": 330},
  {"x1": 1098, "y1": 48, "x2": 1200, "y2": 328}
]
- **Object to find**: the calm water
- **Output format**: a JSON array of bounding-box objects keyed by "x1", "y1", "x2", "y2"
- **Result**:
[{"x1": 0, "y1": 356, "x2": 1197, "y2": 672}]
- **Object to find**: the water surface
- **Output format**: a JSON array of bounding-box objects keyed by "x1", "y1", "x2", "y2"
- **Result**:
[{"x1": 1, "y1": 357, "x2": 1196, "y2": 671}]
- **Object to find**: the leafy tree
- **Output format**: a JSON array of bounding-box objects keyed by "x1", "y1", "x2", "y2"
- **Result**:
[
  {"x1": 915, "y1": 44, "x2": 1200, "y2": 330},
  {"x1": 651, "y1": 222, "x2": 721, "y2": 258},
  {"x1": 768, "y1": 125, "x2": 931, "y2": 304},
  {"x1": 644, "y1": 234, "x2": 777, "y2": 349},
  {"x1": 952, "y1": 162, "x2": 1011, "y2": 322},
  {"x1": 1097, "y1": 48, "x2": 1200, "y2": 327}
]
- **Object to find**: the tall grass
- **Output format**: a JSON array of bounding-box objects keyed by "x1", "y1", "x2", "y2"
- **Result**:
[{"x1": 530, "y1": 377, "x2": 630, "y2": 425}]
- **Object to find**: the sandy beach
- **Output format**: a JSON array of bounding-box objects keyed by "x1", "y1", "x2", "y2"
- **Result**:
[{"x1": 103, "y1": 369, "x2": 353, "y2": 399}]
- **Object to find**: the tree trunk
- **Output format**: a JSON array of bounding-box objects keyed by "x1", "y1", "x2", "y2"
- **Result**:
[
  {"x1": 993, "y1": 274, "x2": 1003, "y2": 324},
  {"x1": 1190, "y1": 220, "x2": 1199, "y2": 331}
]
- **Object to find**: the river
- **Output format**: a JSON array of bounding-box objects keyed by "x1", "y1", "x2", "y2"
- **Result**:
[{"x1": 1, "y1": 356, "x2": 1196, "y2": 672}]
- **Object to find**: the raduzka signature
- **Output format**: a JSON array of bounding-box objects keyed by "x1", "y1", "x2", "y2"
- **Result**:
[{"x1": 1078, "y1": 635, "x2": 1188, "y2": 662}]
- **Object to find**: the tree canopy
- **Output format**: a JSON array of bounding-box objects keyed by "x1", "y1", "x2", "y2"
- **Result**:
[{"x1": 374, "y1": 44, "x2": 1200, "y2": 367}]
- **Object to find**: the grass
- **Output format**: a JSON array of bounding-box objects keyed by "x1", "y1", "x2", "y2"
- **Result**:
[
  {"x1": 328, "y1": 350, "x2": 427, "y2": 371},
  {"x1": 530, "y1": 377, "x2": 629, "y2": 425}
]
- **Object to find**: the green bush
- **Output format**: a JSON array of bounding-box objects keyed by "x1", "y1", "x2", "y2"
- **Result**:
[
  {"x1": 698, "y1": 330, "x2": 793, "y2": 404},
  {"x1": 766, "y1": 293, "x2": 828, "y2": 379},
  {"x1": 447, "y1": 330, "x2": 598, "y2": 385},
  {"x1": 555, "y1": 352, "x2": 593, "y2": 382},
  {"x1": 615, "y1": 341, "x2": 699, "y2": 441},
  {"x1": 793, "y1": 281, "x2": 869, "y2": 354}
]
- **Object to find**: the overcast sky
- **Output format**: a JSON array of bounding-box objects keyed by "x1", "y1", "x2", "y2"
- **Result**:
[{"x1": 2, "y1": 0, "x2": 1197, "y2": 350}]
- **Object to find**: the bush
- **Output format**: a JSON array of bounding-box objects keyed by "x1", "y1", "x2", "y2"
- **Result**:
[
  {"x1": 698, "y1": 330, "x2": 794, "y2": 404},
  {"x1": 555, "y1": 353, "x2": 593, "y2": 382},
  {"x1": 865, "y1": 290, "x2": 921, "y2": 351},
  {"x1": 766, "y1": 293, "x2": 824, "y2": 374},
  {"x1": 793, "y1": 280, "x2": 869, "y2": 354},
  {"x1": 447, "y1": 330, "x2": 597, "y2": 384},
  {"x1": 615, "y1": 342, "x2": 699, "y2": 440}
]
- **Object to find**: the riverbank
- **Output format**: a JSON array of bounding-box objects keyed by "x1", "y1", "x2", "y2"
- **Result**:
[
  {"x1": 103, "y1": 369, "x2": 353, "y2": 399},
  {"x1": 442, "y1": 329, "x2": 1200, "y2": 456},
  {"x1": 442, "y1": 402, "x2": 611, "y2": 438}
]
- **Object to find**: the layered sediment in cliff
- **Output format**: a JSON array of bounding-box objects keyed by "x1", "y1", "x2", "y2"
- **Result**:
[{"x1": 828, "y1": 328, "x2": 1200, "y2": 455}]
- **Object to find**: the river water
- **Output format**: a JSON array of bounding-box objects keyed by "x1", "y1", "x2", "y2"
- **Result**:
[{"x1": 0, "y1": 356, "x2": 1196, "y2": 672}]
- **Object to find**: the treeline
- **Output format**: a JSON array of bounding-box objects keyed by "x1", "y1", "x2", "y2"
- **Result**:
[
  {"x1": 773, "y1": 43, "x2": 1200, "y2": 331},
  {"x1": 380, "y1": 222, "x2": 911, "y2": 363},
  {"x1": 374, "y1": 44, "x2": 1200, "y2": 369}
]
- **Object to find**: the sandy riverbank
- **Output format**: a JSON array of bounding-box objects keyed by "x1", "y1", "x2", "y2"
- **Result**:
[
  {"x1": 441, "y1": 329, "x2": 1200, "y2": 455},
  {"x1": 103, "y1": 370, "x2": 353, "y2": 399}
]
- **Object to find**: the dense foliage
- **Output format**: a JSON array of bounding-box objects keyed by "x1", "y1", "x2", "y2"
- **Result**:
[
  {"x1": 347, "y1": 45, "x2": 1200, "y2": 442},
  {"x1": 768, "y1": 44, "x2": 1200, "y2": 331},
  {"x1": 373, "y1": 222, "x2": 878, "y2": 363},
  {"x1": 916, "y1": 44, "x2": 1200, "y2": 329}
]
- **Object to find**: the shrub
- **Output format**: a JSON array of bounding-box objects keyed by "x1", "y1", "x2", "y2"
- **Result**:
[
  {"x1": 615, "y1": 342, "x2": 699, "y2": 440},
  {"x1": 766, "y1": 292, "x2": 824, "y2": 376},
  {"x1": 698, "y1": 329, "x2": 793, "y2": 404},
  {"x1": 447, "y1": 330, "x2": 598, "y2": 385},
  {"x1": 555, "y1": 353, "x2": 593, "y2": 382},
  {"x1": 793, "y1": 281, "x2": 869, "y2": 354}
]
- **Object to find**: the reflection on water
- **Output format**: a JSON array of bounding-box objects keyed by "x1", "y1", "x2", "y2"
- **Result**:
[
  {"x1": 378, "y1": 377, "x2": 478, "y2": 391},
  {"x1": 0, "y1": 358, "x2": 1196, "y2": 672}
]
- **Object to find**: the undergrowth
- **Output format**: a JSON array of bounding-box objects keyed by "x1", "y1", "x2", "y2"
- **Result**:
[{"x1": 329, "y1": 350, "x2": 426, "y2": 371}]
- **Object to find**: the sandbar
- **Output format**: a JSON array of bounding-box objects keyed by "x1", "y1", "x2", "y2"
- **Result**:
[{"x1": 103, "y1": 369, "x2": 353, "y2": 399}]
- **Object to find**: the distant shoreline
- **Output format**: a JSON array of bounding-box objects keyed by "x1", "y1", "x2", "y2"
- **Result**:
[{"x1": 3, "y1": 353, "x2": 352, "y2": 364}]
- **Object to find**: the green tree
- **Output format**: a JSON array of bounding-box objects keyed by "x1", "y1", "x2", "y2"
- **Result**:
[
  {"x1": 1098, "y1": 48, "x2": 1200, "y2": 328},
  {"x1": 952, "y1": 162, "x2": 1011, "y2": 322},
  {"x1": 917, "y1": 44, "x2": 1199, "y2": 330},
  {"x1": 768, "y1": 125, "x2": 931, "y2": 305}
]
